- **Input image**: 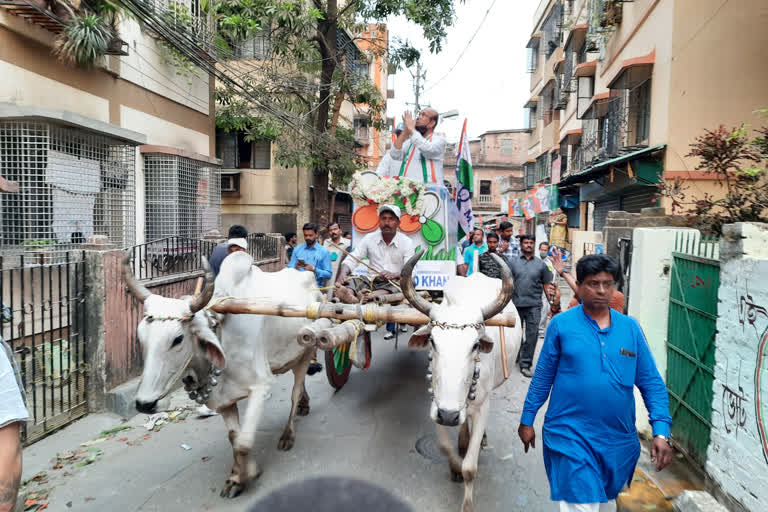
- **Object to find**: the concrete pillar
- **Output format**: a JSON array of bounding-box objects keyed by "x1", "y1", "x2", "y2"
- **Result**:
[
  {"x1": 135, "y1": 149, "x2": 146, "y2": 244},
  {"x1": 83, "y1": 250, "x2": 108, "y2": 412},
  {"x1": 628, "y1": 227, "x2": 699, "y2": 436},
  {"x1": 296, "y1": 166, "x2": 311, "y2": 234}
]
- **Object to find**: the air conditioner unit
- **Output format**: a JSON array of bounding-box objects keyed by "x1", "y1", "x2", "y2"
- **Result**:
[{"x1": 221, "y1": 175, "x2": 237, "y2": 192}]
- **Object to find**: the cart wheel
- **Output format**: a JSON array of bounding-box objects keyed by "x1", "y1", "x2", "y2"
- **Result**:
[{"x1": 325, "y1": 346, "x2": 351, "y2": 390}]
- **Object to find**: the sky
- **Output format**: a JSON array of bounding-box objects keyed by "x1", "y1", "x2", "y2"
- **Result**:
[{"x1": 385, "y1": 0, "x2": 539, "y2": 143}]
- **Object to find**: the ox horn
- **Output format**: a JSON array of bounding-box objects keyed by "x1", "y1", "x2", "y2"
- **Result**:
[
  {"x1": 400, "y1": 250, "x2": 432, "y2": 317},
  {"x1": 188, "y1": 256, "x2": 215, "y2": 314},
  {"x1": 481, "y1": 253, "x2": 515, "y2": 321},
  {"x1": 122, "y1": 254, "x2": 152, "y2": 302}
]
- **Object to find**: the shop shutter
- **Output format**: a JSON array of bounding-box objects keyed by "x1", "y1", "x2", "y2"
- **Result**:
[
  {"x1": 621, "y1": 188, "x2": 658, "y2": 213},
  {"x1": 594, "y1": 197, "x2": 621, "y2": 231}
]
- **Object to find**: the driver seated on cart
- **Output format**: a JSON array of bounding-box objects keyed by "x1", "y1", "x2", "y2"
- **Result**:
[{"x1": 334, "y1": 204, "x2": 414, "y2": 305}]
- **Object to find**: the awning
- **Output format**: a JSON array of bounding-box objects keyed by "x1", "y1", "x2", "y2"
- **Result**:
[
  {"x1": 574, "y1": 60, "x2": 597, "y2": 78},
  {"x1": 219, "y1": 169, "x2": 241, "y2": 175},
  {"x1": 560, "y1": 128, "x2": 583, "y2": 145},
  {"x1": 608, "y1": 50, "x2": 655, "y2": 89},
  {"x1": 558, "y1": 144, "x2": 667, "y2": 186},
  {"x1": 524, "y1": 96, "x2": 539, "y2": 108},
  {"x1": 526, "y1": 32, "x2": 542, "y2": 48},
  {"x1": 564, "y1": 24, "x2": 587, "y2": 50},
  {"x1": 580, "y1": 92, "x2": 613, "y2": 119}
]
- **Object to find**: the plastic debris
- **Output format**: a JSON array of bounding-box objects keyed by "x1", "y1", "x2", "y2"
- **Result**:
[
  {"x1": 181, "y1": 444, "x2": 192, "y2": 451},
  {"x1": 196, "y1": 405, "x2": 218, "y2": 418},
  {"x1": 143, "y1": 412, "x2": 170, "y2": 431}
]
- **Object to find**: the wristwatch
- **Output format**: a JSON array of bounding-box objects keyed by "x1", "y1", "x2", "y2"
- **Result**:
[{"x1": 654, "y1": 434, "x2": 671, "y2": 445}]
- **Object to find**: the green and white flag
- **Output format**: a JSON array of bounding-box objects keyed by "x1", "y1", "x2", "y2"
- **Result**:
[{"x1": 455, "y1": 118, "x2": 474, "y2": 239}]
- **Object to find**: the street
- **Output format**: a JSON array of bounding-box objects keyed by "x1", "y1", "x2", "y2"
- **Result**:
[{"x1": 20, "y1": 330, "x2": 552, "y2": 512}]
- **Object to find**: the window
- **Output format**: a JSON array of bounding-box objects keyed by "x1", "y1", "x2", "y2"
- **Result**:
[
  {"x1": 233, "y1": 30, "x2": 272, "y2": 59},
  {"x1": 354, "y1": 117, "x2": 370, "y2": 142},
  {"x1": 526, "y1": 44, "x2": 540, "y2": 73},
  {"x1": 524, "y1": 162, "x2": 535, "y2": 188},
  {"x1": 479, "y1": 180, "x2": 492, "y2": 195},
  {"x1": 220, "y1": 174, "x2": 239, "y2": 193},
  {"x1": 500, "y1": 138, "x2": 516, "y2": 155},
  {"x1": 535, "y1": 153, "x2": 550, "y2": 183},
  {"x1": 529, "y1": 106, "x2": 538, "y2": 128},
  {"x1": 628, "y1": 79, "x2": 651, "y2": 145},
  {"x1": 216, "y1": 130, "x2": 271, "y2": 169},
  {"x1": 541, "y1": 3, "x2": 562, "y2": 59},
  {"x1": 543, "y1": 85, "x2": 555, "y2": 126}
]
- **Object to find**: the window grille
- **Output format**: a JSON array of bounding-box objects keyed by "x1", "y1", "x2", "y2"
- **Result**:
[
  {"x1": 526, "y1": 45, "x2": 540, "y2": 73},
  {"x1": 233, "y1": 30, "x2": 272, "y2": 60},
  {"x1": 524, "y1": 162, "x2": 535, "y2": 189},
  {"x1": 0, "y1": 121, "x2": 136, "y2": 265},
  {"x1": 143, "y1": 153, "x2": 221, "y2": 240},
  {"x1": 541, "y1": 3, "x2": 562, "y2": 59},
  {"x1": 500, "y1": 138, "x2": 515, "y2": 155},
  {"x1": 251, "y1": 140, "x2": 271, "y2": 169},
  {"x1": 535, "y1": 153, "x2": 550, "y2": 183}
]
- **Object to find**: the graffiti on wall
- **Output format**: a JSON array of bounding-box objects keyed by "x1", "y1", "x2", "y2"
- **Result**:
[
  {"x1": 738, "y1": 287, "x2": 768, "y2": 463},
  {"x1": 721, "y1": 359, "x2": 748, "y2": 437}
]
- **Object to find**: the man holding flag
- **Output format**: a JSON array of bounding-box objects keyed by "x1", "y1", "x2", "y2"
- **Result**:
[
  {"x1": 455, "y1": 118, "x2": 475, "y2": 240},
  {"x1": 390, "y1": 109, "x2": 446, "y2": 184}
]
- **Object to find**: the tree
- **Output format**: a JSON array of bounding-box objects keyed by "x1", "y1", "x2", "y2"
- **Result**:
[
  {"x1": 210, "y1": 0, "x2": 460, "y2": 228},
  {"x1": 658, "y1": 115, "x2": 768, "y2": 235}
]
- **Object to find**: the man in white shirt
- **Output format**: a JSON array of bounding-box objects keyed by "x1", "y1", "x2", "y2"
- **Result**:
[
  {"x1": 323, "y1": 221, "x2": 351, "y2": 285},
  {"x1": 390, "y1": 109, "x2": 446, "y2": 184},
  {"x1": 334, "y1": 204, "x2": 414, "y2": 305},
  {"x1": 376, "y1": 126, "x2": 403, "y2": 178}
]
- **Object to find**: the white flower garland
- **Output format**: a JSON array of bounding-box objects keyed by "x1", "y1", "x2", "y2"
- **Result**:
[{"x1": 349, "y1": 173, "x2": 427, "y2": 216}]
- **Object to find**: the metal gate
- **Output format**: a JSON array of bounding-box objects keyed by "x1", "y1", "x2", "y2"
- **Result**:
[
  {"x1": 666, "y1": 233, "x2": 720, "y2": 464},
  {"x1": 0, "y1": 252, "x2": 88, "y2": 444}
]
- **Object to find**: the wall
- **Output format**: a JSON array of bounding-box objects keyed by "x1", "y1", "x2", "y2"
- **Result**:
[
  {"x1": 628, "y1": 227, "x2": 698, "y2": 436},
  {"x1": 665, "y1": 0, "x2": 768, "y2": 174},
  {"x1": 706, "y1": 222, "x2": 768, "y2": 512},
  {"x1": 476, "y1": 131, "x2": 530, "y2": 166},
  {"x1": 571, "y1": 230, "x2": 602, "y2": 265}
]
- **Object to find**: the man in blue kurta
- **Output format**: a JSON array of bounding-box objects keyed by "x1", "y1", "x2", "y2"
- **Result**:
[
  {"x1": 518, "y1": 254, "x2": 674, "y2": 512},
  {"x1": 288, "y1": 222, "x2": 332, "y2": 288}
]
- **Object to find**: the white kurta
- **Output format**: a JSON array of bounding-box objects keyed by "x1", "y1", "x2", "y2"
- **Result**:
[{"x1": 389, "y1": 131, "x2": 446, "y2": 184}]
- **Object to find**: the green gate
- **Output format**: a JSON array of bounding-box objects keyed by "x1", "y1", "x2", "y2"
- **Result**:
[{"x1": 666, "y1": 233, "x2": 720, "y2": 464}]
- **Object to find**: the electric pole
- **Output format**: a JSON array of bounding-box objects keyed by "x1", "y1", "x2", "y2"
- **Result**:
[{"x1": 410, "y1": 59, "x2": 427, "y2": 112}]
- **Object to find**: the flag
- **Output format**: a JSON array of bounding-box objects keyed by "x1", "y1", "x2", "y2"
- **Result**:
[{"x1": 455, "y1": 119, "x2": 474, "y2": 238}]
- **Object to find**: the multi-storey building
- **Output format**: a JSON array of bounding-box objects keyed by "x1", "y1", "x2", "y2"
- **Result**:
[
  {"x1": 445, "y1": 129, "x2": 530, "y2": 227},
  {"x1": 524, "y1": 0, "x2": 767, "y2": 239},
  {"x1": 0, "y1": 0, "x2": 219, "y2": 261},
  {"x1": 219, "y1": 25, "x2": 391, "y2": 235}
]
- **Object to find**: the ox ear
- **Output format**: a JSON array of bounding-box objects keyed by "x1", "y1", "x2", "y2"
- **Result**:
[
  {"x1": 191, "y1": 320, "x2": 226, "y2": 369},
  {"x1": 478, "y1": 331, "x2": 494, "y2": 354},
  {"x1": 408, "y1": 325, "x2": 432, "y2": 350}
]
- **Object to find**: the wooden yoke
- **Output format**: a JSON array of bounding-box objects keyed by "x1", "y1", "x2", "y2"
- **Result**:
[{"x1": 209, "y1": 300, "x2": 517, "y2": 328}]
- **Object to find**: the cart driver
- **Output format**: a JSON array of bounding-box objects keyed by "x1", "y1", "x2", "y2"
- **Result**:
[{"x1": 334, "y1": 204, "x2": 414, "y2": 304}]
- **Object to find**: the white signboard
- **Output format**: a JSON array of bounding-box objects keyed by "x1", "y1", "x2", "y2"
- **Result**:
[{"x1": 412, "y1": 260, "x2": 457, "y2": 290}]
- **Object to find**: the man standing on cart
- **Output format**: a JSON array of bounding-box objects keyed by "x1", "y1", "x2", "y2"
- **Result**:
[{"x1": 389, "y1": 109, "x2": 446, "y2": 184}]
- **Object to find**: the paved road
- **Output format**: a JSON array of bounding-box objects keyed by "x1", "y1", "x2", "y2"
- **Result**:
[{"x1": 22, "y1": 329, "x2": 554, "y2": 512}]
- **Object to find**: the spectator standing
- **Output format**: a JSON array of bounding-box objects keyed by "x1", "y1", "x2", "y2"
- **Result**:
[
  {"x1": 284, "y1": 232, "x2": 297, "y2": 264},
  {"x1": 506, "y1": 234, "x2": 553, "y2": 378},
  {"x1": 498, "y1": 221, "x2": 521, "y2": 258},
  {"x1": 288, "y1": 223, "x2": 332, "y2": 288},
  {"x1": 323, "y1": 222, "x2": 351, "y2": 285},
  {"x1": 458, "y1": 228, "x2": 487, "y2": 276},
  {"x1": 477, "y1": 232, "x2": 503, "y2": 279},
  {"x1": 210, "y1": 225, "x2": 248, "y2": 278}
]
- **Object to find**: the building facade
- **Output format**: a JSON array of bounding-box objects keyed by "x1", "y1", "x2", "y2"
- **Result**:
[
  {"x1": 523, "y1": 0, "x2": 768, "y2": 246},
  {"x1": 219, "y1": 25, "x2": 391, "y2": 236},
  {"x1": 0, "y1": 0, "x2": 219, "y2": 262},
  {"x1": 445, "y1": 129, "x2": 530, "y2": 228}
]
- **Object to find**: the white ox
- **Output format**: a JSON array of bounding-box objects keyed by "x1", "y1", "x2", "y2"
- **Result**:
[
  {"x1": 401, "y1": 251, "x2": 522, "y2": 512},
  {"x1": 123, "y1": 251, "x2": 320, "y2": 498}
]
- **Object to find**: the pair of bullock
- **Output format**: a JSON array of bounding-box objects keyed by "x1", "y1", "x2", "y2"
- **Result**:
[{"x1": 124, "y1": 249, "x2": 522, "y2": 512}]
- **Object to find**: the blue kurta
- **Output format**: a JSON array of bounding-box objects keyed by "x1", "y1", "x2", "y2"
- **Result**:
[
  {"x1": 288, "y1": 243, "x2": 332, "y2": 287},
  {"x1": 520, "y1": 306, "x2": 672, "y2": 503}
]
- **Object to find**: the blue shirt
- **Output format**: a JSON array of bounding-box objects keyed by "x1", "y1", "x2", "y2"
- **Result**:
[
  {"x1": 462, "y1": 243, "x2": 487, "y2": 276},
  {"x1": 288, "y1": 243, "x2": 332, "y2": 287},
  {"x1": 521, "y1": 306, "x2": 672, "y2": 503},
  {"x1": 209, "y1": 242, "x2": 229, "y2": 278}
]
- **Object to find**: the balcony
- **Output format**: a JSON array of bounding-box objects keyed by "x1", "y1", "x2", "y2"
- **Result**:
[{"x1": 500, "y1": 175, "x2": 525, "y2": 193}]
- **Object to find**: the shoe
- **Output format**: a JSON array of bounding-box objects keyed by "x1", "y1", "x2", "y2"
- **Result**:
[
  {"x1": 521, "y1": 368, "x2": 533, "y2": 378},
  {"x1": 399, "y1": 324, "x2": 409, "y2": 333},
  {"x1": 308, "y1": 361, "x2": 323, "y2": 375},
  {"x1": 383, "y1": 332, "x2": 395, "y2": 340}
]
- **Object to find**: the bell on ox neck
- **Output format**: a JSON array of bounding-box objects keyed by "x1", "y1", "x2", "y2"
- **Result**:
[
  {"x1": 473, "y1": 367, "x2": 480, "y2": 378},
  {"x1": 427, "y1": 387, "x2": 433, "y2": 395},
  {"x1": 214, "y1": 368, "x2": 223, "y2": 376},
  {"x1": 188, "y1": 390, "x2": 198, "y2": 400},
  {"x1": 470, "y1": 383, "x2": 477, "y2": 392},
  {"x1": 210, "y1": 377, "x2": 218, "y2": 387},
  {"x1": 469, "y1": 392, "x2": 476, "y2": 401},
  {"x1": 427, "y1": 351, "x2": 433, "y2": 361},
  {"x1": 426, "y1": 373, "x2": 432, "y2": 380},
  {"x1": 195, "y1": 395, "x2": 206, "y2": 404},
  {"x1": 205, "y1": 386, "x2": 213, "y2": 393}
]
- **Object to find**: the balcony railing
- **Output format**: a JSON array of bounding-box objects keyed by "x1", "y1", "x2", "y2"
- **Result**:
[{"x1": 476, "y1": 194, "x2": 493, "y2": 205}]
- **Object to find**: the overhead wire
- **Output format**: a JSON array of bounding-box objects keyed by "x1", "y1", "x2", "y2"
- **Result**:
[{"x1": 422, "y1": 0, "x2": 499, "y2": 94}]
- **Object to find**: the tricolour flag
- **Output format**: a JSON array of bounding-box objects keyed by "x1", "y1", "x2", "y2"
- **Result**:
[{"x1": 455, "y1": 119, "x2": 474, "y2": 239}]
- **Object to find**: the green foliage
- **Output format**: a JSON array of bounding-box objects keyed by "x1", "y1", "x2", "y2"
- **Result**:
[
  {"x1": 54, "y1": 13, "x2": 111, "y2": 68},
  {"x1": 22, "y1": 239, "x2": 56, "y2": 250},
  {"x1": 659, "y1": 115, "x2": 768, "y2": 235},
  {"x1": 155, "y1": 2, "x2": 201, "y2": 83}
]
